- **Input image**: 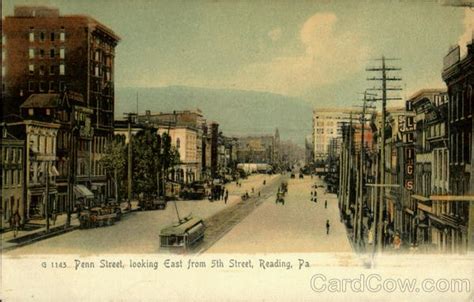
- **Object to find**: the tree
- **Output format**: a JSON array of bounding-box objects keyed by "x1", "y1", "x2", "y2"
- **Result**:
[
  {"x1": 132, "y1": 128, "x2": 162, "y2": 198},
  {"x1": 161, "y1": 132, "x2": 180, "y2": 171},
  {"x1": 100, "y1": 139, "x2": 126, "y2": 202}
]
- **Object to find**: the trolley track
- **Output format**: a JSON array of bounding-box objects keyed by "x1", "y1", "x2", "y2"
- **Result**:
[{"x1": 192, "y1": 175, "x2": 285, "y2": 254}]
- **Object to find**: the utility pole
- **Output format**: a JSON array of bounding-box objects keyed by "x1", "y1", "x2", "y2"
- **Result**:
[
  {"x1": 45, "y1": 162, "x2": 50, "y2": 233},
  {"x1": 367, "y1": 56, "x2": 402, "y2": 253},
  {"x1": 124, "y1": 112, "x2": 137, "y2": 202},
  {"x1": 353, "y1": 92, "x2": 376, "y2": 246},
  {"x1": 346, "y1": 113, "x2": 353, "y2": 220}
]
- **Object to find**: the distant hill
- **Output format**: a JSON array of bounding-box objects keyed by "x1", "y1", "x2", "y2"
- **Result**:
[{"x1": 115, "y1": 86, "x2": 313, "y2": 146}]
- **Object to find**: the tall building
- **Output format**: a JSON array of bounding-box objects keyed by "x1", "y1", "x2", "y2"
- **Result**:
[
  {"x1": 2, "y1": 6, "x2": 120, "y2": 203},
  {"x1": 442, "y1": 40, "x2": 474, "y2": 252},
  {"x1": 312, "y1": 108, "x2": 355, "y2": 162},
  {"x1": 408, "y1": 89, "x2": 453, "y2": 252}
]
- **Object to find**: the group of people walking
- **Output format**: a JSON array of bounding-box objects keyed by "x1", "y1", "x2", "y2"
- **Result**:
[{"x1": 311, "y1": 184, "x2": 331, "y2": 235}]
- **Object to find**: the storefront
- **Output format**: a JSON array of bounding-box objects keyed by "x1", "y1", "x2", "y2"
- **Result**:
[{"x1": 74, "y1": 184, "x2": 94, "y2": 207}]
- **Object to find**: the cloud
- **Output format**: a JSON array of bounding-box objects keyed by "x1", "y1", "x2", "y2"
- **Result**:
[
  {"x1": 458, "y1": 8, "x2": 473, "y2": 56},
  {"x1": 268, "y1": 27, "x2": 282, "y2": 42},
  {"x1": 232, "y1": 12, "x2": 371, "y2": 96}
]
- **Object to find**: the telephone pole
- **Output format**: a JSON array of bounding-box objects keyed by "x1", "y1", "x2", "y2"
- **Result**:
[
  {"x1": 124, "y1": 112, "x2": 137, "y2": 202},
  {"x1": 367, "y1": 56, "x2": 402, "y2": 253},
  {"x1": 353, "y1": 92, "x2": 376, "y2": 246}
]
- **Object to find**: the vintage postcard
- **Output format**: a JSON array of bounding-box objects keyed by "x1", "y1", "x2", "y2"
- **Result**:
[{"x1": 1, "y1": 0, "x2": 474, "y2": 301}]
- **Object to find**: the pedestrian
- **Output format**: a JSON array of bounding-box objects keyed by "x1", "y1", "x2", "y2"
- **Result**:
[
  {"x1": 258, "y1": 191, "x2": 261, "y2": 197},
  {"x1": 263, "y1": 180, "x2": 266, "y2": 185},
  {"x1": 251, "y1": 187, "x2": 254, "y2": 193},
  {"x1": 325, "y1": 200, "x2": 327, "y2": 209},
  {"x1": 10, "y1": 210, "x2": 21, "y2": 238},
  {"x1": 51, "y1": 210, "x2": 58, "y2": 226},
  {"x1": 225, "y1": 190, "x2": 229, "y2": 204},
  {"x1": 326, "y1": 220, "x2": 330, "y2": 235}
]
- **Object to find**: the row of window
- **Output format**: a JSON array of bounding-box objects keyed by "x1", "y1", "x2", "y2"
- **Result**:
[
  {"x1": 28, "y1": 80, "x2": 66, "y2": 93},
  {"x1": 57, "y1": 131, "x2": 70, "y2": 150},
  {"x1": 29, "y1": 161, "x2": 56, "y2": 184},
  {"x1": 450, "y1": 131, "x2": 472, "y2": 164},
  {"x1": 2, "y1": 169, "x2": 22, "y2": 187},
  {"x1": 449, "y1": 87, "x2": 473, "y2": 122},
  {"x1": 29, "y1": 47, "x2": 65, "y2": 59},
  {"x1": 426, "y1": 122, "x2": 446, "y2": 139},
  {"x1": 93, "y1": 136, "x2": 108, "y2": 154},
  {"x1": 29, "y1": 134, "x2": 56, "y2": 155},
  {"x1": 433, "y1": 148, "x2": 449, "y2": 184},
  {"x1": 29, "y1": 28, "x2": 65, "y2": 43},
  {"x1": 2, "y1": 147, "x2": 23, "y2": 164},
  {"x1": 433, "y1": 94, "x2": 449, "y2": 107},
  {"x1": 29, "y1": 63, "x2": 65, "y2": 75}
]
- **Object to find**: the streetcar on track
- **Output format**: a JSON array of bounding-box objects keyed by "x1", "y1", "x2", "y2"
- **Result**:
[{"x1": 159, "y1": 215, "x2": 206, "y2": 252}]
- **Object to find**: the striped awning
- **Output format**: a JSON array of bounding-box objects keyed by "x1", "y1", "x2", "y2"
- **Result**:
[
  {"x1": 430, "y1": 195, "x2": 474, "y2": 202},
  {"x1": 411, "y1": 194, "x2": 430, "y2": 202},
  {"x1": 74, "y1": 185, "x2": 94, "y2": 199}
]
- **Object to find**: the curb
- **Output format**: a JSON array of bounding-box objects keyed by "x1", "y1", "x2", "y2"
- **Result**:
[
  {"x1": 2, "y1": 207, "x2": 139, "y2": 252},
  {"x1": 2, "y1": 225, "x2": 78, "y2": 252}
]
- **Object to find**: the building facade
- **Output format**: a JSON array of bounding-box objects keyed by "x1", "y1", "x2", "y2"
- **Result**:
[
  {"x1": 0, "y1": 125, "x2": 25, "y2": 229},
  {"x1": 2, "y1": 6, "x2": 120, "y2": 204},
  {"x1": 442, "y1": 40, "x2": 474, "y2": 252},
  {"x1": 312, "y1": 108, "x2": 355, "y2": 162},
  {"x1": 236, "y1": 135, "x2": 275, "y2": 165}
]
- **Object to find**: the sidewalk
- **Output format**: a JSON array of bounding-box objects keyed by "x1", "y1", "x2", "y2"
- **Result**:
[
  {"x1": 1, "y1": 200, "x2": 140, "y2": 252},
  {"x1": 1, "y1": 213, "x2": 80, "y2": 251}
]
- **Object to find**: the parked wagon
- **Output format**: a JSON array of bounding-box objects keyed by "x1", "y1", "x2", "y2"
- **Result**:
[{"x1": 79, "y1": 206, "x2": 118, "y2": 228}]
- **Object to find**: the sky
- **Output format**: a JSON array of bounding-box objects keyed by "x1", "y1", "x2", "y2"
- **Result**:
[{"x1": 3, "y1": 0, "x2": 473, "y2": 109}]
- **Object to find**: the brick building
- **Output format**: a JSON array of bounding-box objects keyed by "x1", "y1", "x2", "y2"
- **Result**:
[
  {"x1": 442, "y1": 40, "x2": 474, "y2": 252},
  {"x1": 2, "y1": 6, "x2": 120, "y2": 203}
]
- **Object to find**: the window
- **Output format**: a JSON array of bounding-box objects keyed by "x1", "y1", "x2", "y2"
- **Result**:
[
  {"x1": 94, "y1": 65, "x2": 99, "y2": 76},
  {"x1": 2, "y1": 49, "x2": 5, "y2": 61},
  {"x1": 60, "y1": 48, "x2": 65, "y2": 59},
  {"x1": 176, "y1": 138, "x2": 181, "y2": 149},
  {"x1": 29, "y1": 31, "x2": 34, "y2": 42},
  {"x1": 29, "y1": 64, "x2": 34, "y2": 75},
  {"x1": 46, "y1": 108, "x2": 51, "y2": 115},
  {"x1": 49, "y1": 65, "x2": 55, "y2": 75},
  {"x1": 28, "y1": 81, "x2": 36, "y2": 92},
  {"x1": 59, "y1": 64, "x2": 65, "y2": 75},
  {"x1": 40, "y1": 32, "x2": 45, "y2": 42},
  {"x1": 39, "y1": 65, "x2": 45, "y2": 76},
  {"x1": 50, "y1": 32, "x2": 55, "y2": 41},
  {"x1": 29, "y1": 48, "x2": 35, "y2": 59},
  {"x1": 50, "y1": 48, "x2": 55, "y2": 58},
  {"x1": 28, "y1": 108, "x2": 34, "y2": 116},
  {"x1": 59, "y1": 81, "x2": 65, "y2": 92},
  {"x1": 2, "y1": 35, "x2": 5, "y2": 45},
  {"x1": 39, "y1": 81, "x2": 46, "y2": 92},
  {"x1": 39, "y1": 49, "x2": 45, "y2": 58},
  {"x1": 60, "y1": 29, "x2": 65, "y2": 42},
  {"x1": 2, "y1": 66, "x2": 5, "y2": 77},
  {"x1": 49, "y1": 81, "x2": 55, "y2": 92},
  {"x1": 95, "y1": 50, "x2": 100, "y2": 61}
]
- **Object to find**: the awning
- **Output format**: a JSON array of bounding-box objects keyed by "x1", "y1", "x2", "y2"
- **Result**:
[
  {"x1": 430, "y1": 195, "x2": 474, "y2": 202},
  {"x1": 74, "y1": 185, "x2": 94, "y2": 199},
  {"x1": 411, "y1": 194, "x2": 430, "y2": 202},
  {"x1": 50, "y1": 165, "x2": 60, "y2": 176},
  {"x1": 417, "y1": 203, "x2": 432, "y2": 214}
]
